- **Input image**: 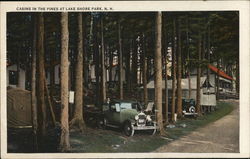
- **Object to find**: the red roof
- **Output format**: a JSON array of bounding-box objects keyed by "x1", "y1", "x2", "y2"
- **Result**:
[{"x1": 208, "y1": 64, "x2": 235, "y2": 81}]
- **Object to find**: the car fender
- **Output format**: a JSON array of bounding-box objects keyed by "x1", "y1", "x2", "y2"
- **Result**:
[{"x1": 123, "y1": 119, "x2": 135, "y2": 127}]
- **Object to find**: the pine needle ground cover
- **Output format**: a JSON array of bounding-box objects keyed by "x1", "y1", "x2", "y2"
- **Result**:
[{"x1": 70, "y1": 101, "x2": 234, "y2": 152}]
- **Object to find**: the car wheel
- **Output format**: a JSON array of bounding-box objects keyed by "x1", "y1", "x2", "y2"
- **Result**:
[
  {"x1": 123, "y1": 122, "x2": 134, "y2": 137},
  {"x1": 98, "y1": 118, "x2": 107, "y2": 129},
  {"x1": 150, "y1": 123, "x2": 157, "y2": 135},
  {"x1": 103, "y1": 118, "x2": 107, "y2": 129},
  {"x1": 151, "y1": 129, "x2": 156, "y2": 135},
  {"x1": 189, "y1": 106, "x2": 196, "y2": 113}
]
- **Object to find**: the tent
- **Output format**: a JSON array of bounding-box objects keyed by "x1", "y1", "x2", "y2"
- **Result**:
[{"x1": 7, "y1": 87, "x2": 32, "y2": 128}]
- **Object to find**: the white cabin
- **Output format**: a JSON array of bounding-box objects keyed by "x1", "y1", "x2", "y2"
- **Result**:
[
  {"x1": 145, "y1": 76, "x2": 217, "y2": 106},
  {"x1": 7, "y1": 64, "x2": 26, "y2": 90}
]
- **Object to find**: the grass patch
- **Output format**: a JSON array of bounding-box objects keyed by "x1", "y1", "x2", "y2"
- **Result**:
[
  {"x1": 70, "y1": 101, "x2": 235, "y2": 153},
  {"x1": 167, "y1": 101, "x2": 234, "y2": 140}
]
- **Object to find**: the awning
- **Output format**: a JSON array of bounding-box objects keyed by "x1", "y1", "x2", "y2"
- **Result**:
[{"x1": 208, "y1": 64, "x2": 235, "y2": 81}]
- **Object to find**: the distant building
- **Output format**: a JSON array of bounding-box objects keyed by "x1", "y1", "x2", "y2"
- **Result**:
[
  {"x1": 141, "y1": 64, "x2": 236, "y2": 106},
  {"x1": 7, "y1": 62, "x2": 61, "y2": 90},
  {"x1": 45, "y1": 64, "x2": 61, "y2": 85},
  {"x1": 89, "y1": 63, "x2": 126, "y2": 82},
  {"x1": 7, "y1": 64, "x2": 26, "y2": 90}
]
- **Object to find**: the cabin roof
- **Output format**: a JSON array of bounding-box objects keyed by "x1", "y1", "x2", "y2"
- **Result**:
[{"x1": 208, "y1": 64, "x2": 234, "y2": 81}]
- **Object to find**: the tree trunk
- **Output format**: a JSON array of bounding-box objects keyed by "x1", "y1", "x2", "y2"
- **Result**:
[
  {"x1": 44, "y1": 79, "x2": 56, "y2": 126},
  {"x1": 176, "y1": 18, "x2": 183, "y2": 118},
  {"x1": 236, "y1": 60, "x2": 239, "y2": 94},
  {"x1": 143, "y1": 37, "x2": 148, "y2": 105},
  {"x1": 125, "y1": 40, "x2": 132, "y2": 92},
  {"x1": 164, "y1": 51, "x2": 168, "y2": 124},
  {"x1": 93, "y1": 17, "x2": 100, "y2": 107},
  {"x1": 171, "y1": 18, "x2": 177, "y2": 122},
  {"x1": 118, "y1": 20, "x2": 123, "y2": 99},
  {"x1": 50, "y1": 51, "x2": 55, "y2": 97},
  {"x1": 17, "y1": 45, "x2": 21, "y2": 88},
  {"x1": 201, "y1": 34, "x2": 206, "y2": 76},
  {"x1": 155, "y1": 12, "x2": 165, "y2": 135},
  {"x1": 70, "y1": 13, "x2": 86, "y2": 132},
  {"x1": 31, "y1": 13, "x2": 38, "y2": 152},
  {"x1": 186, "y1": 18, "x2": 191, "y2": 99},
  {"x1": 216, "y1": 59, "x2": 220, "y2": 100},
  {"x1": 207, "y1": 22, "x2": 211, "y2": 97},
  {"x1": 109, "y1": 45, "x2": 113, "y2": 82},
  {"x1": 59, "y1": 12, "x2": 70, "y2": 152},
  {"x1": 101, "y1": 16, "x2": 107, "y2": 102},
  {"x1": 37, "y1": 13, "x2": 46, "y2": 137},
  {"x1": 196, "y1": 34, "x2": 202, "y2": 115},
  {"x1": 132, "y1": 39, "x2": 138, "y2": 87}
]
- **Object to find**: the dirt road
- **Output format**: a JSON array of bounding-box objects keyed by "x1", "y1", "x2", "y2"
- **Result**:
[{"x1": 155, "y1": 100, "x2": 239, "y2": 153}]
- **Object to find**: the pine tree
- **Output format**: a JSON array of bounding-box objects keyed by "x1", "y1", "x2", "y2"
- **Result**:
[
  {"x1": 37, "y1": 13, "x2": 46, "y2": 137},
  {"x1": 59, "y1": 12, "x2": 70, "y2": 152},
  {"x1": 70, "y1": 13, "x2": 86, "y2": 132},
  {"x1": 155, "y1": 12, "x2": 165, "y2": 135},
  {"x1": 176, "y1": 17, "x2": 183, "y2": 118},
  {"x1": 171, "y1": 17, "x2": 177, "y2": 122},
  {"x1": 31, "y1": 13, "x2": 38, "y2": 151}
]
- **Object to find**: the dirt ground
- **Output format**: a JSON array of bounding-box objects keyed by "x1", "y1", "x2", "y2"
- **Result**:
[{"x1": 155, "y1": 99, "x2": 239, "y2": 153}]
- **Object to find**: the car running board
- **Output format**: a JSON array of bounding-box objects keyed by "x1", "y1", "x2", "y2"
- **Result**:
[{"x1": 106, "y1": 123, "x2": 120, "y2": 128}]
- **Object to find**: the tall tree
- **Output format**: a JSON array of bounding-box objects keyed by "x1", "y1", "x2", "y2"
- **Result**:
[
  {"x1": 31, "y1": 13, "x2": 38, "y2": 152},
  {"x1": 93, "y1": 16, "x2": 100, "y2": 107},
  {"x1": 142, "y1": 36, "x2": 148, "y2": 105},
  {"x1": 171, "y1": 17, "x2": 177, "y2": 122},
  {"x1": 164, "y1": 46, "x2": 169, "y2": 123},
  {"x1": 37, "y1": 13, "x2": 46, "y2": 137},
  {"x1": 60, "y1": 12, "x2": 70, "y2": 152},
  {"x1": 155, "y1": 12, "x2": 165, "y2": 135},
  {"x1": 196, "y1": 33, "x2": 202, "y2": 115},
  {"x1": 101, "y1": 15, "x2": 107, "y2": 102},
  {"x1": 176, "y1": 17, "x2": 183, "y2": 118},
  {"x1": 118, "y1": 20, "x2": 123, "y2": 99},
  {"x1": 186, "y1": 17, "x2": 192, "y2": 99},
  {"x1": 109, "y1": 45, "x2": 113, "y2": 82},
  {"x1": 207, "y1": 19, "x2": 211, "y2": 85},
  {"x1": 70, "y1": 13, "x2": 86, "y2": 132},
  {"x1": 132, "y1": 39, "x2": 138, "y2": 87},
  {"x1": 163, "y1": 16, "x2": 169, "y2": 124}
]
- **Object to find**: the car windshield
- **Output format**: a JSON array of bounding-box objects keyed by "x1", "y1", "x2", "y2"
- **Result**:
[{"x1": 120, "y1": 102, "x2": 137, "y2": 110}]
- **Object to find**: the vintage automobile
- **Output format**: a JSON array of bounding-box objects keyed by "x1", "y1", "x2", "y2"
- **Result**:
[
  {"x1": 181, "y1": 98, "x2": 197, "y2": 115},
  {"x1": 144, "y1": 98, "x2": 197, "y2": 117},
  {"x1": 167, "y1": 98, "x2": 197, "y2": 116},
  {"x1": 98, "y1": 99, "x2": 157, "y2": 137}
]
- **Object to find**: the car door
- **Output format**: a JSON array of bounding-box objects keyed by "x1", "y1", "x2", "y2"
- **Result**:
[{"x1": 106, "y1": 102, "x2": 120, "y2": 125}]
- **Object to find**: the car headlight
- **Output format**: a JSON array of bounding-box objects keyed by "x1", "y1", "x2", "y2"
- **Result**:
[
  {"x1": 146, "y1": 115, "x2": 152, "y2": 121},
  {"x1": 135, "y1": 115, "x2": 139, "y2": 120}
]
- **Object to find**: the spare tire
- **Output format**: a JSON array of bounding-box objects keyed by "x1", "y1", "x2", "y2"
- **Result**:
[{"x1": 189, "y1": 106, "x2": 196, "y2": 113}]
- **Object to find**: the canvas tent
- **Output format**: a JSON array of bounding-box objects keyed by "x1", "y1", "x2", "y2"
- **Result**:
[
  {"x1": 144, "y1": 76, "x2": 216, "y2": 106},
  {"x1": 7, "y1": 87, "x2": 32, "y2": 128}
]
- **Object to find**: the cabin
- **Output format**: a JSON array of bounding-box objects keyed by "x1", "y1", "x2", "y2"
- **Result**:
[
  {"x1": 89, "y1": 63, "x2": 126, "y2": 83},
  {"x1": 7, "y1": 64, "x2": 26, "y2": 90},
  {"x1": 144, "y1": 76, "x2": 217, "y2": 106},
  {"x1": 7, "y1": 63, "x2": 61, "y2": 90},
  {"x1": 45, "y1": 64, "x2": 61, "y2": 85},
  {"x1": 141, "y1": 64, "x2": 236, "y2": 107}
]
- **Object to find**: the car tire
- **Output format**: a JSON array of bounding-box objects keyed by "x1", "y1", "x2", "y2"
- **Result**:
[
  {"x1": 103, "y1": 118, "x2": 107, "y2": 129},
  {"x1": 189, "y1": 106, "x2": 196, "y2": 113},
  {"x1": 123, "y1": 122, "x2": 134, "y2": 137},
  {"x1": 150, "y1": 129, "x2": 156, "y2": 135},
  {"x1": 98, "y1": 118, "x2": 107, "y2": 129}
]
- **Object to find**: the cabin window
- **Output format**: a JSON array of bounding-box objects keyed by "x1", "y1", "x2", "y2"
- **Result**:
[{"x1": 9, "y1": 70, "x2": 18, "y2": 85}]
